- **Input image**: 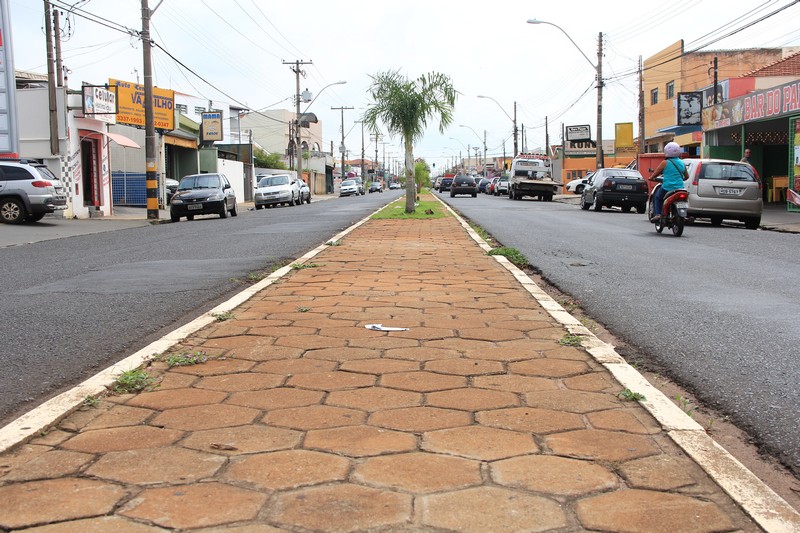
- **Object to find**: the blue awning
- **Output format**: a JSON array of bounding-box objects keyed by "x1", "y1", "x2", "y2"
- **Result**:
[{"x1": 656, "y1": 124, "x2": 702, "y2": 136}]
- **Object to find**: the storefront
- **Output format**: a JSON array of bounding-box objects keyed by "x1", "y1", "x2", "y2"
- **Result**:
[{"x1": 702, "y1": 78, "x2": 800, "y2": 212}]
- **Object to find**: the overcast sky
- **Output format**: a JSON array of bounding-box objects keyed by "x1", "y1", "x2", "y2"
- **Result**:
[{"x1": 10, "y1": 0, "x2": 800, "y2": 169}]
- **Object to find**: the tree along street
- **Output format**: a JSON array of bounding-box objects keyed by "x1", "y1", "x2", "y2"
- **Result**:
[
  {"x1": 441, "y1": 192, "x2": 800, "y2": 477},
  {"x1": 0, "y1": 192, "x2": 401, "y2": 427}
]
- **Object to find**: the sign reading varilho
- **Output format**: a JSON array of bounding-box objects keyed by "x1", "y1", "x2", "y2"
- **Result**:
[{"x1": 109, "y1": 78, "x2": 175, "y2": 131}]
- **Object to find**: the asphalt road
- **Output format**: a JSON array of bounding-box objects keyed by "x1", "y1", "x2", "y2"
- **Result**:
[
  {"x1": 440, "y1": 190, "x2": 800, "y2": 476},
  {"x1": 0, "y1": 191, "x2": 402, "y2": 427}
]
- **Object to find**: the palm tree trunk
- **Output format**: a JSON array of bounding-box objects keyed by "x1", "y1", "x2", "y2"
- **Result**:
[{"x1": 404, "y1": 139, "x2": 415, "y2": 213}]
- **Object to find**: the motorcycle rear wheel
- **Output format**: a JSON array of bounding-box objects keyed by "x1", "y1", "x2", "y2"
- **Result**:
[{"x1": 671, "y1": 206, "x2": 684, "y2": 237}]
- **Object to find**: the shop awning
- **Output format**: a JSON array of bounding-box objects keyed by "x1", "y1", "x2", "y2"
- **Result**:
[
  {"x1": 76, "y1": 119, "x2": 141, "y2": 148},
  {"x1": 656, "y1": 124, "x2": 702, "y2": 136}
]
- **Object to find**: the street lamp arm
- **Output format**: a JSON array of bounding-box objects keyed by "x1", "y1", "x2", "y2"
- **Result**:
[
  {"x1": 527, "y1": 19, "x2": 595, "y2": 69},
  {"x1": 459, "y1": 124, "x2": 483, "y2": 145},
  {"x1": 477, "y1": 95, "x2": 514, "y2": 124},
  {"x1": 302, "y1": 80, "x2": 346, "y2": 114}
]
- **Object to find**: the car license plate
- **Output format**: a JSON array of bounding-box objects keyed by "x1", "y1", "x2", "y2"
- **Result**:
[
  {"x1": 718, "y1": 188, "x2": 740, "y2": 195},
  {"x1": 675, "y1": 201, "x2": 688, "y2": 209},
  {"x1": 187, "y1": 203, "x2": 202, "y2": 210},
  {"x1": 617, "y1": 184, "x2": 633, "y2": 190}
]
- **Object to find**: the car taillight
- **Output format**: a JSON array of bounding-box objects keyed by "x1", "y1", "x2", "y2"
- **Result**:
[
  {"x1": 31, "y1": 180, "x2": 52, "y2": 188},
  {"x1": 692, "y1": 162, "x2": 701, "y2": 186},
  {"x1": 603, "y1": 180, "x2": 612, "y2": 190},
  {"x1": 751, "y1": 165, "x2": 762, "y2": 189}
]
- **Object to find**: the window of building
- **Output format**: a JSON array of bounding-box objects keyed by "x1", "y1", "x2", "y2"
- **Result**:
[
  {"x1": 194, "y1": 106, "x2": 206, "y2": 114},
  {"x1": 175, "y1": 104, "x2": 187, "y2": 114},
  {"x1": 650, "y1": 88, "x2": 658, "y2": 105},
  {"x1": 666, "y1": 81, "x2": 675, "y2": 99}
]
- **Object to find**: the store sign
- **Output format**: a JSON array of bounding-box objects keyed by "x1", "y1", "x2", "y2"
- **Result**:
[
  {"x1": 566, "y1": 125, "x2": 591, "y2": 141},
  {"x1": 565, "y1": 139, "x2": 597, "y2": 155},
  {"x1": 82, "y1": 85, "x2": 117, "y2": 123},
  {"x1": 201, "y1": 111, "x2": 223, "y2": 141},
  {"x1": 109, "y1": 78, "x2": 175, "y2": 131},
  {"x1": 703, "y1": 79, "x2": 800, "y2": 131},
  {"x1": 677, "y1": 92, "x2": 702, "y2": 125}
]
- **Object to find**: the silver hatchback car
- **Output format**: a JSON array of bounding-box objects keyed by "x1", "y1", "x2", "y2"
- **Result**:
[{"x1": 683, "y1": 159, "x2": 762, "y2": 229}]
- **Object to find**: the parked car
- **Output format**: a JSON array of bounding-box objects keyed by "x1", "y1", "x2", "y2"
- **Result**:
[
  {"x1": 254, "y1": 174, "x2": 301, "y2": 209},
  {"x1": 580, "y1": 168, "x2": 648, "y2": 213},
  {"x1": 0, "y1": 160, "x2": 67, "y2": 224},
  {"x1": 438, "y1": 177, "x2": 454, "y2": 192},
  {"x1": 433, "y1": 177, "x2": 442, "y2": 191},
  {"x1": 682, "y1": 159, "x2": 762, "y2": 229},
  {"x1": 487, "y1": 177, "x2": 499, "y2": 195},
  {"x1": 566, "y1": 173, "x2": 592, "y2": 194},
  {"x1": 340, "y1": 179, "x2": 359, "y2": 197},
  {"x1": 389, "y1": 181, "x2": 401, "y2": 190},
  {"x1": 298, "y1": 179, "x2": 311, "y2": 204},
  {"x1": 495, "y1": 176, "x2": 509, "y2": 196},
  {"x1": 450, "y1": 174, "x2": 478, "y2": 197},
  {"x1": 165, "y1": 178, "x2": 179, "y2": 204},
  {"x1": 477, "y1": 177, "x2": 492, "y2": 193},
  {"x1": 353, "y1": 177, "x2": 365, "y2": 195},
  {"x1": 169, "y1": 173, "x2": 238, "y2": 222},
  {"x1": 369, "y1": 181, "x2": 383, "y2": 193}
]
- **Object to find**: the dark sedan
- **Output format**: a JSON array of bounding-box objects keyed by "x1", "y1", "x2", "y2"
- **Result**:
[
  {"x1": 580, "y1": 168, "x2": 648, "y2": 213},
  {"x1": 169, "y1": 173, "x2": 238, "y2": 222},
  {"x1": 450, "y1": 175, "x2": 478, "y2": 197}
]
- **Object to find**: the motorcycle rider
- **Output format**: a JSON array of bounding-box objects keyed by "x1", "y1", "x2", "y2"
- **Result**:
[{"x1": 649, "y1": 141, "x2": 689, "y2": 222}]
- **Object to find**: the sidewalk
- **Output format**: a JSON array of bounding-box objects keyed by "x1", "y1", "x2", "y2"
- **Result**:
[{"x1": 1, "y1": 194, "x2": 798, "y2": 531}]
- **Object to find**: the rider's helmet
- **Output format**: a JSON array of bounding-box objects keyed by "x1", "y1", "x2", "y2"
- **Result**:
[{"x1": 664, "y1": 142, "x2": 681, "y2": 158}]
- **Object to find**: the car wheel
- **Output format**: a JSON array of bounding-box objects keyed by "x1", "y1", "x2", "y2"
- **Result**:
[
  {"x1": 636, "y1": 204, "x2": 646, "y2": 214},
  {"x1": 306, "y1": 195, "x2": 311, "y2": 204},
  {"x1": 592, "y1": 196, "x2": 602, "y2": 211},
  {"x1": 576, "y1": 185, "x2": 585, "y2": 194},
  {"x1": 710, "y1": 216, "x2": 723, "y2": 226},
  {"x1": 744, "y1": 216, "x2": 760, "y2": 230},
  {"x1": 255, "y1": 204, "x2": 263, "y2": 210},
  {"x1": 26, "y1": 213, "x2": 46, "y2": 222},
  {"x1": 219, "y1": 202, "x2": 228, "y2": 218},
  {"x1": 0, "y1": 197, "x2": 26, "y2": 224},
  {"x1": 230, "y1": 203, "x2": 238, "y2": 217},
  {"x1": 187, "y1": 215, "x2": 195, "y2": 221},
  {"x1": 580, "y1": 194, "x2": 591, "y2": 210},
  {"x1": 170, "y1": 213, "x2": 180, "y2": 222},
  {"x1": 472, "y1": 192, "x2": 477, "y2": 198},
  {"x1": 622, "y1": 204, "x2": 632, "y2": 213}
]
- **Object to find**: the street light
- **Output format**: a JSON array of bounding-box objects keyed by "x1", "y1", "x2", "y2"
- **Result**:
[
  {"x1": 527, "y1": 19, "x2": 604, "y2": 169},
  {"x1": 477, "y1": 95, "x2": 517, "y2": 157},
  {"x1": 459, "y1": 125, "x2": 487, "y2": 176},
  {"x1": 295, "y1": 80, "x2": 346, "y2": 184}
]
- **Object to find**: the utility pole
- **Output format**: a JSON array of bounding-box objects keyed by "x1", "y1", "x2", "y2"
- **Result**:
[
  {"x1": 141, "y1": 0, "x2": 165, "y2": 219},
  {"x1": 44, "y1": 1, "x2": 58, "y2": 155},
  {"x1": 596, "y1": 31, "x2": 604, "y2": 170},
  {"x1": 52, "y1": 5, "x2": 63, "y2": 87},
  {"x1": 332, "y1": 106, "x2": 353, "y2": 187},
  {"x1": 283, "y1": 60, "x2": 313, "y2": 183},
  {"x1": 482, "y1": 130, "x2": 487, "y2": 176},
  {"x1": 359, "y1": 121, "x2": 365, "y2": 185},
  {"x1": 370, "y1": 133, "x2": 382, "y2": 175},
  {"x1": 513, "y1": 101, "x2": 518, "y2": 156},
  {"x1": 545, "y1": 116, "x2": 549, "y2": 157},
  {"x1": 638, "y1": 56, "x2": 644, "y2": 152}
]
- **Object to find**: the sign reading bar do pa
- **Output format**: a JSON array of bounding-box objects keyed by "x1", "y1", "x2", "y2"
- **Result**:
[{"x1": 566, "y1": 125, "x2": 591, "y2": 142}]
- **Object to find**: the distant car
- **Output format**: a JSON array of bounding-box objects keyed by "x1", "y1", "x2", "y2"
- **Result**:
[
  {"x1": 682, "y1": 159, "x2": 762, "y2": 229},
  {"x1": 170, "y1": 173, "x2": 238, "y2": 222},
  {"x1": 353, "y1": 177, "x2": 365, "y2": 195},
  {"x1": 580, "y1": 168, "x2": 648, "y2": 213},
  {"x1": 494, "y1": 176, "x2": 509, "y2": 196},
  {"x1": 298, "y1": 179, "x2": 311, "y2": 204},
  {"x1": 389, "y1": 182, "x2": 401, "y2": 190},
  {"x1": 433, "y1": 177, "x2": 442, "y2": 191},
  {"x1": 450, "y1": 174, "x2": 477, "y2": 197},
  {"x1": 340, "y1": 179, "x2": 359, "y2": 197},
  {"x1": 477, "y1": 178, "x2": 491, "y2": 193},
  {"x1": 253, "y1": 174, "x2": 301, "y2": 209},
  {"x1": 439, "y1": 177, "x2": 454, "y2": 192},
  {"x1": 165, "y1": 178, "x2": 179, "y2": 204},
  {"x1": 0, "y1": 159, "x2": 67, "y2": 224},
  {"x1": 566, "y1": 174, "x2": 592, "y2": 194},
  {"x1": 487, "y1": 177, "x2": 499, "y2": 195},
  {"x1": 369, "y1": 182, "x2": 383, "y2": 193}
]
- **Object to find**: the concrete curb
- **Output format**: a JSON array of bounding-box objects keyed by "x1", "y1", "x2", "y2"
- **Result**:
[{"x1": 437, "y1": 196, "x2": 800, "y2": 532}]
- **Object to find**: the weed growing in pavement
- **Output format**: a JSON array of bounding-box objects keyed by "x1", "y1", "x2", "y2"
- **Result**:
[
  {"x1": 675, "y1": 395, "x2": 695, "y2": 417},
  {"x1": 112, "y1": 369, "x2": 157, "y2": 394},
  {"x1": 246, "y1": 271, "x2": 268, "y2": 282},
  {"x1": 82, "y1": 395, "x2": 101, "y2": 408},
  {"x1": 291, "y1": 262, "x2": 320, "y2": 270},
  {"x1": 618, "y1": 389, "x2": 647, "y2": 402},
  {"x1": 488, "y1": 246, "x2": 528, "y2": 267},
  {"x1": 164, "y1": 351, "x2": 208, "y2": 367},
  {"x1": 325, "y1": 240, "x2": 341, "y2": 246},
  {"x1": 558, "y1": 333, "x2": 584, "y2": 347},
  {"x1": 556, "y1": 297, "x2": 578, "y2": 312},
  {"x1": 211, "y1": 311, "x2": 235, "y2": 321},
  {"x1": 705, "y1": 418, "x2": 716, "y2": 433},
  {"x1": 579, "y1": 316, "x2": 598, "y2": 332},
  {"x1": 297, "y1": 306, "x2": 311, "y2": 312}
]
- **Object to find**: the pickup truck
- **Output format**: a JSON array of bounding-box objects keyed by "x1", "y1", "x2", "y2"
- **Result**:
[{"x1": 508, "y1": 153, "x2": 559, "y2": 201}]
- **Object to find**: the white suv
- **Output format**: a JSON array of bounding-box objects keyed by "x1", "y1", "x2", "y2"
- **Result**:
[{"x1": 0, "y1": 160, "x2": 67, "y2": 224}]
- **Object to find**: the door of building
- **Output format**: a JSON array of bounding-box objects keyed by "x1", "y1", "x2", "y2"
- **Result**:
[{"x1": 81, "y1": 139, "x2": 101, "y2": 207}]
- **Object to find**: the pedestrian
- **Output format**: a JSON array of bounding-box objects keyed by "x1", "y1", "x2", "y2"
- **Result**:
[{"x1": 741, "y1": 148, "x2": 751, "y2": 164}]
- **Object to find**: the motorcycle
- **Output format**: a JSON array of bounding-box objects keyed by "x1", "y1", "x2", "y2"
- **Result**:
[{"x1": 647, "y1": 178, "x2": 689, "y2": 237}]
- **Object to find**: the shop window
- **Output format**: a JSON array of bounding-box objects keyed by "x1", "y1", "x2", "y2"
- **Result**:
[
  {"x1": 194, "y1": 106, "x2": 206, "y2": 114},
  {"x1": 650, "y1": 88, "x2": 658, "y2": 105},
  {"x1": 175, "y1": 104, "x2": 187, "y2": 114},
  {"x1": 666, "y1": 81, "x2": 674, "y2": 99}
]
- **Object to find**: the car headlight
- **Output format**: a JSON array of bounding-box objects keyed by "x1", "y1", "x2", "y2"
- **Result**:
[
  {"x1": 209, "y1": 192, "x2": 225, "y2": 201},
  {"x1": 171, "y1": 197, "x2": 184, "y2": 205}
]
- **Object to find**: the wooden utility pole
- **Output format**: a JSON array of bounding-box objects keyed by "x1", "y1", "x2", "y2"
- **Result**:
[
  {"x1": 141, "y1": 0, "x2": 159, "y2": 219},
  {"x1": 332, "y1": 106, "x2": 353, "y2": 187},
  {"x1": 283, "y1": 60, "x2": 312, "y2": 182},
  {"x1": 44, "y1": 1, "x2": 59, "y2": 155},
  {"x1": 638, "y1": 55, "x2": 644, "y2": 152}
]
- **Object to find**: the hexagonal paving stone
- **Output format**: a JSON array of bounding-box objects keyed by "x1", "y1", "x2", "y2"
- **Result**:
[
  {"x1": 476, "y1": 407, "x2": 584, "y2": 434},
  {"x1": 264, "y1": 404, "x2": 365, "y2": 430},
  {"x1": 508, "y1": 358, "x2": 590, "y2": 378},
  {"x1": 384, "y1": 346, "x2": 461, "y2": 361},
  {"x1": 492, "y1": 455, "x2": 618, "y2": 496},
  {"x1": 369, "y1": 406, "x2": 472, "y2": 432},
  {"x1": 618, "y1": 455, "x2": 703, "y2": 490},
  {"x1": 180, "y1": 424, "x2": 301, "y2": 455},
  {"x1": 380, "y1": 371, "x2": 466, "y2": 392},
  {"x1": 286, "y1": 371, "x2": 376, "y2": 390},
  {"x1": 85, "y1": 446, "x2": 225, "y2": 484},
  {"x1": 0, "y1": 478, "x2": 127, "y2": 530},
  {"x1": 456, "y1": 327, "x2": 525, "y2": 342},
  {"x1": 354, "y1": 452, "x2": 481, "y2": 493},
  {"x1": 524, "y1": 389, "x2": 621, "y2": 413},
  {"x1": 422, "y1": 426, "x2": 538, "y2": 460},
  {"x1": 426, "y1": 388, "x2": 519, "y2": 411},
  {"x1": 14, "y1": 516, "x2": 164, "y2": 532},
  {"x1": 420, "y1": 486, "x2": 566, "y2": 532},
  {"x1": 60, "y1": 426, "x2": 184, "y2": 453},
  {"x1": 305, "y1": 425, "x2": 417, "y2": 457},
  {"x1": 272, "y1": 484, "x2": 411, "y2": 532},
  {"x1": 587, "y1": 408, "x2": 662, "y2": 434},
  {"x1": 473, "y1": 374, "x2": 557, "y2": 393},
  {"x1": 125, "y1": 388, "x2": 227, "y2": 410},
  {"x1": 0, "y1": 449, "x2": 93, "y2": 482},
  {"x1": 254, "y1": 358, "x2": 337, "y2": 375},
  {"x1": 168, "y1": 358, "x2": 256, "y2": 376},
  {"x1": 563, "y1": 371, "x2": 618, "y2": 392},
  {"x1": 275, "y1": 334, "x2": 347, "y2": 350},
  {"x1": 227, "y1": 387, "x2": 324, "y2": 410},
  {"x1": 303, "y1": 347, "x2": 381, "y2": 361},
  {"x1": 424, "y1": 358, "x2": 505, "y2": 376},
  {"x1": 151, "y1": 404, "x2": 260, "y2": 431},
  {"x1": 326, "y1": 386, "x2": 421, "y2": 411},
  {"x1": 545, "y1": 429, "x2": 660, "y2": 462},
  {"x1": 121, "y1": 482, "x2": 266, "y2": 530},
  {"x1": 339, "y1": 358, "x2": 420, "y2": 374},
  {"x1": 224, "y1": 449, "x2": 350, "y2": 490},
  {"x1": 575, "y1": 489, "x2": 734, "y2": 532},
  {"x1": 195, "y1": 372, "x2": 285, "y2": 392}
]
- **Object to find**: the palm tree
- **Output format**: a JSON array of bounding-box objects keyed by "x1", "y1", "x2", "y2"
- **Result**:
[{"x1": 363, "y1": 70, "x2": 457, "y2": 213}]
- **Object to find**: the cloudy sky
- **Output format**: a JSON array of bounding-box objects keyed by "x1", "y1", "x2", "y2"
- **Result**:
[{"x1": 9, "y1": 0, "x2": 800, "y2": 170}]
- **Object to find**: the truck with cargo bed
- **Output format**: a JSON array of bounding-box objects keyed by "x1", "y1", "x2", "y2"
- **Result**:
[{"x1": 508, "y1": 153, "x2": 559, "y2": 201}]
